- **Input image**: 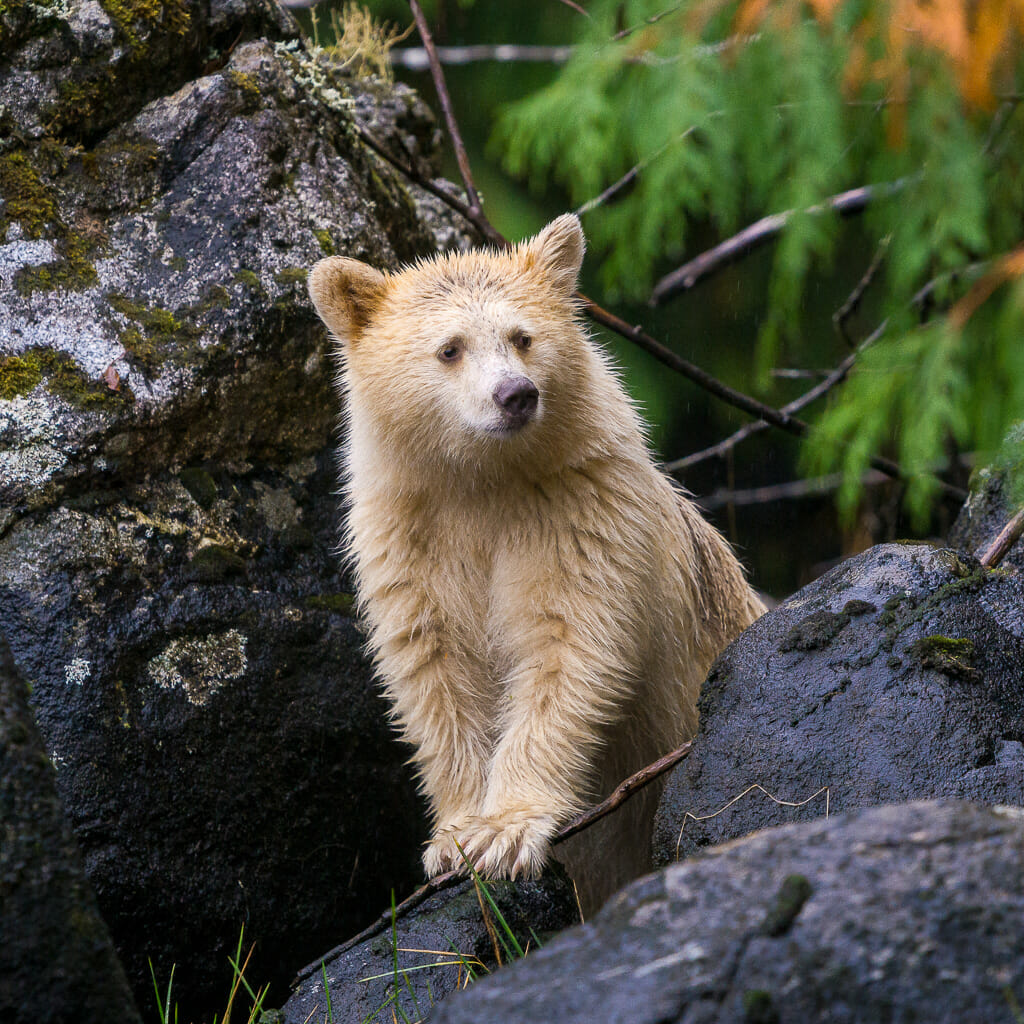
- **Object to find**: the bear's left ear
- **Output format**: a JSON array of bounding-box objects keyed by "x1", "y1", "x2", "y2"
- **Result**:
[
  {"x1": 527, "y1": 214, "x2": 585, "y2": 296},
  {"x1": 308, "y1": 256, "x2": 388, "y2": 344}
]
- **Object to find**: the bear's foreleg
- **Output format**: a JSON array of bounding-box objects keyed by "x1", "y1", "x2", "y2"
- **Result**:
[
  {"x1": 456, "y1": 606, "x2": 634, "y2": 880},
  {"x1": 375, "y1": 622, "x2": 495, "y2": 877}
]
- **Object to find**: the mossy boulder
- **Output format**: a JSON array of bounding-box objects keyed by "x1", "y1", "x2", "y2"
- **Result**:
[
  {"x1": 0, "y1": 0, "x2": 471, "y2": 1017},
  {"x1": 653, "y1": 543, "x2": 1024, "y2": 866}
]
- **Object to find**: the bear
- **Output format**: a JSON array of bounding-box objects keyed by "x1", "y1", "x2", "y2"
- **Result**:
[{"x1": 307, "y1": 215, "x2": 765, "y2": 912}]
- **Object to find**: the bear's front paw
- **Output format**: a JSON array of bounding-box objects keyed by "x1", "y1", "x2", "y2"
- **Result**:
[
  {"x1": 457, "y1": 813, "x2": 554, "y2": 880},
  {"x1": 423, "y1": 827, "x2": 469, "y2": 878}
]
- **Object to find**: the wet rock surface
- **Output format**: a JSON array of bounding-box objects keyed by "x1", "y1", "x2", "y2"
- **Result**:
[
  {"x1": 283, "y1": 868, "x2": 579, "y2": 1024},
  {"x1": 652, "y1": 543, "x2": 1024, "y2": 865},
  {"x1": 0, "y1": 0, "x2": 470, "y2": 1015},
  {"x1": 0, "y1": 637, "x2": 142, "y2": 1024},
  {"x1": 429, "y1": 801, "x2": 1024, "y2": 1024}
]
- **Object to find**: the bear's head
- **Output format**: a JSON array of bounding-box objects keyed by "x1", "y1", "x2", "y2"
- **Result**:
[{"x1": 308, "y1": 215, "x2": 591, "y2": 473}]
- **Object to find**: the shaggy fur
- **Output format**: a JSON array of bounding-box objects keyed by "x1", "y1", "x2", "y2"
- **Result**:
[{"x1": 308, "y1": 216, "x2": 764, "y2": 911}]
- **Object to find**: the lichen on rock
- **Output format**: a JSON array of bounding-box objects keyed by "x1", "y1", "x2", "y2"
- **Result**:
[{"x1": 147, "y1": 629, "x2": 248, "y2": 706}]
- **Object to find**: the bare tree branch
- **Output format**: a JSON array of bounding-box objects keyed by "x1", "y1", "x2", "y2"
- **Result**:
[
  {"x1": 292, "y1": 741, "x2": 693, "y2": 982},
  {"x1": 390, "y1": 44, "x2": 575, "y2": 69},
  {"x1": 650, "y1": 182, "x2": 906, "y2": 306},
  {"x1": 665, "y1": 322, "x2": 884, "y2": 473},
  {"x1": 697, "y1": 470, "x2": 892, "y2": 510}
]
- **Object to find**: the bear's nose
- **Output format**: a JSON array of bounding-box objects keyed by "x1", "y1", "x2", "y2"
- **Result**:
[{"x1": 493, "y1": 376, "x2": 539, "y2": 425}]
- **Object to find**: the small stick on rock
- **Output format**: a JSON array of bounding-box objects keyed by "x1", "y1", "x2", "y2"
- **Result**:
[{"x1": 978, "y1": 506, "x2": 1024, "y2": 569}]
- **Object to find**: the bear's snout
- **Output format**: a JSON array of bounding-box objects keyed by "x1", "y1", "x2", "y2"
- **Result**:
[{"x1": 492, "y1": 375, "x2": 539, "y2": 429}]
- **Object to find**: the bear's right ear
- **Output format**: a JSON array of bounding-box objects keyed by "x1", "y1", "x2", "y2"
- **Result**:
[{"x1": 308, "y1": 257, "x2": 388, "y2": 344}]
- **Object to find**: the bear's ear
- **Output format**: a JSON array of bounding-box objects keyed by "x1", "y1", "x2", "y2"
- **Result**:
[
  {"x1": 308, "y1": 257, "x2": 388, "y2": 344},
  {"x1": 527, "y1": 214, "x2": 585, "y2": 296}
]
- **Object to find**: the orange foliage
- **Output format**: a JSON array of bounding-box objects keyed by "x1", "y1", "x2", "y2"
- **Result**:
[
  {"x1": 948, "y1": 243, "x2": 1024, "y2": 330},
  {"x1": 728, "y1": 0, "x2": 1023, "y2": 112}
]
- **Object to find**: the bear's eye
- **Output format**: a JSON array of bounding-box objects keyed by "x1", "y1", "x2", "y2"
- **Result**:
[
  {"x1": 437, "y1": 340, "x2": 462, "y2": 363},
  {"x1": 512, "y1": 330, "x2": 532, "y2": 351}
]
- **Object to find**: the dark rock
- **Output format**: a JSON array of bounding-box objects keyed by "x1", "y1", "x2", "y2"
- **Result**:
[
  {"x1": 430, "y1": 801, "x2": 1024, "y2": 1024},
  {"x1": 0, "y1": 0, "x2": 472, "y2": 1016},
  {"x1": 0, "y1": 637, "x2": 142, "y2": 1024},
  {"x1": 949, "y1": 460, "x2": 1024, "y2": 569},
  {"x1": 282, "y1": 868, "x2": 579, "y2": 1024},
  {"x1": 653, "y1": 543, "x2": 1024, "y2": 866}
]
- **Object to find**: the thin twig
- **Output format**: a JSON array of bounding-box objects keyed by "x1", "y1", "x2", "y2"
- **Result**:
[
  {"x1": 555, "y1": 741, "x2": 692, "y2": 841},
  {"x1": 407, "y1": 0, "x2": 504, "y2": 245},
  {"x1": 833, "y1": 237, "x2": 889, "y2": 347},
  {"x1": 582, "y1": 298, "x2": 959, "y2": 497},
  {"x1": 978, "y1": 507, "x2": 1024, "y2": 569},
  {"x1": 666, "y1": 261, "x2": 991, "y2": 475},
  {"x1": 354, "y1": 126, "x2": 501, "y2": 247},
  {"x1": 650, "y1": 182, "x2": 906, "y2": 306},
  {"x1": 292, "y1": 741, "x2": 693, "y2": 983}
]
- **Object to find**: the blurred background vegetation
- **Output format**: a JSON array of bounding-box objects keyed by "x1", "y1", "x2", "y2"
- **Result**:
[{"x1": 296, "y1": 0, "x2": 1024, "y2": 598}]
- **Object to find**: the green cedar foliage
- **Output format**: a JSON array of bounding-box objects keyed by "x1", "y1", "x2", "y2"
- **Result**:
[{"x1": 493, "y1": 0, "x2": 1024, "y2": 523}]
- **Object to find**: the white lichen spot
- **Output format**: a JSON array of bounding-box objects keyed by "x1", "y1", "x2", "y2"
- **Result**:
[
  {"x1": 65, "y1": 657, "x2": 91, "y2": 686},
  {"x1": 253, "y1": 482, "x2": 300, "y2": 530},
  {"x1": 147, "y1": 629, "x2": 248, "y2": 706}
]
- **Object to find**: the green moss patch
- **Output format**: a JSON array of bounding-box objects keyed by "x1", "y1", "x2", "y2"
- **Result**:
[
  {"x1": 761, "y1": 874, "x2": 813, "y2": 937},
  {"x1": 305, "y1": 593, "x2": 356, "y2": 615},
  {"x1": 274, "y1": 267, "x2": 309, "y2": 286},
  {"x1": 185, "y1": 545, "x2": 248, "y2": 584},
  {"x1": 178, "y1": 468, "x2": 218, "y2": 509},
  {"x1": 3, "y1": 348, "x2": 133, "y2": 411},
  {"x1": 106, "y1": 292, "x2": 201, "y2": 373},
  {"x1": 99, "y1": 0, "x2": 190, "y2": 49},
  {"x1": 908, "y1": 636, "x2": 980, "y2": 681},
  {"x1": 1, "y1": 148, "x2": 103, "y2": 295},
  {"x1": 227, "y1": 69, "x2": 262, "y2": 111},
  {"x1": 233, "y1": 269, "x2": 263, "y2": 291},
  {"x1": 0, "y1": 354, "x2": 44, "y2": 400},
  {"x1": 779, "y1": 609, "x2": 852, "y2": 653},
  {"x1": 313, "y1": 228, "x2": 336, "y2": 255},
  {"x1": 0, "y1": 152, "x2": 58, "y2": 239}
]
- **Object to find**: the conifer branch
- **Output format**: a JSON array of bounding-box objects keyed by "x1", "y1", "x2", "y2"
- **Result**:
[{"x1": 374, "y1": 14, "x2": 963, "y2": 504}]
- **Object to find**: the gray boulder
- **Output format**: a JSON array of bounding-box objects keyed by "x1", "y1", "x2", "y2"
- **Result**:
[
  {"x1": 283, "y1": 869, "x2": 579, "y2": 1024},
  {"x1": 653, "y1": 543, "x2": 1024, "y2": 865},
  {"x1": 0, "y1": 0, "x2": 470, "y2": 1015},
  {"x1": 430, "y1": 801, "x2": 1024, "y2": 1024},
  {"x1": 0, "y1": 637, "x2": 142, "y2": 1024}
]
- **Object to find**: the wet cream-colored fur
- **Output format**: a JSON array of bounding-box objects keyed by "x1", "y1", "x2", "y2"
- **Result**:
[{"x1": 308, "y1": 216, "x2": 764, "y2": 911}]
